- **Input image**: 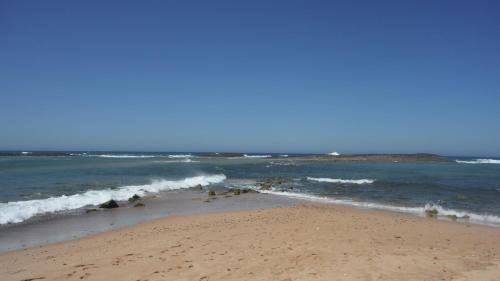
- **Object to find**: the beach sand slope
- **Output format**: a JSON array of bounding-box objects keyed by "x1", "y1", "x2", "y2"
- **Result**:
[{"x1": 1, "y1": 204, "x2": 499, "y2": 281}]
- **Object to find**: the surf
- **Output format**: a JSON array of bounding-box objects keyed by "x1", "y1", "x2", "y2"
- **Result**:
[{"x1": 0, "y1": 174, "x2": 226, "y2": 224}]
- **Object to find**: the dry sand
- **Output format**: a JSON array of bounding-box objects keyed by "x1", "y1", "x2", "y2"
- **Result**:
[{"x1": 1, "y1": 204, "x2": 499, "y2": 281}]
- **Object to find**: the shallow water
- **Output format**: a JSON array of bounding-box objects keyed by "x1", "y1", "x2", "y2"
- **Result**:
[{"x1": 1, "y1": 153, "x2": 499, "y2": 226}]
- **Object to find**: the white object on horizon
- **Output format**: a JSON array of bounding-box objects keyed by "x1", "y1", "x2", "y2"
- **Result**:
[{"x1": 327, "y1": 152, "x2": 340, "y2": 156}]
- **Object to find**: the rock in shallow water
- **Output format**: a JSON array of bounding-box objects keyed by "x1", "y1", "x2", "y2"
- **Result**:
[
  {"x1": 128, "y1": 194, "x2": 141, "y2": 203},
  {"x1": 99, "y1": 200, "x2": 119, "y2": 209}
]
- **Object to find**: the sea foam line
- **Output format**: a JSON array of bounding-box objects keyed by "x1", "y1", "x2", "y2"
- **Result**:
[
  {"x1": 155, "y1": 159, "x2": 199, "y2": 163},
  {"x1": 91, "y1": 154, "x2": 158, "y2": 158},
  {"x1": 0, "y1": 174, "x2": 226, "y2": 225},
  {"x1": 168, "y1": 154, "x2": 193, "y2": 159},
  {"x1": 243, "y1": 154, "x2": 272, "y2": 158},
  {"x1": 455, "y1": 159, "x2": 500, "y2": 164},
  {"x1": 259, "y1": 189, "x2": 500, "y2": 227},
  {"x1": 307, "y1": 177, "x2": 375, "y2": 184}
]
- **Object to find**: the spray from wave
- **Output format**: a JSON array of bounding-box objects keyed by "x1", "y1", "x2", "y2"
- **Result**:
[
  {"x1": 0, "y1": 174, "x2": 226, "y2": 225},
  {"x1": 455, "y1": 159, "x2": 500, "y2": 164},
  {"x1": 307, "y1": 177, "x2": 375, "y2": 184}
]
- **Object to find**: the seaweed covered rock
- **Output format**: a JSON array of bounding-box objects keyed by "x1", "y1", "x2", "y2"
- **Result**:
[
  {"x1": 233, "y1": 189, "x2": 241, "y2": 195},
  {"x1": 100, "y1": 200, "x2": 119, "y2": 209},
  {"x1": 425, "y1": 209, "x2": 438, "y2": 218},
  {"x1": 208, "y1": 190, "x2": 216, "y2": 196},
  {"x1": 257, "y1": 178, "x2": 287, "y2": 190},
  {"x1": 134, "y1": 202, "x2": 145, "y2": 208},
  {"x1": 128, "y1": 194, "x2": 141, "y2": 203}
]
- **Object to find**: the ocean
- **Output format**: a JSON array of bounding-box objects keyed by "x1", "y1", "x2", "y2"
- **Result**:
[{"x1": 1, "y1": 153, "x2": 500, "y2": 227}]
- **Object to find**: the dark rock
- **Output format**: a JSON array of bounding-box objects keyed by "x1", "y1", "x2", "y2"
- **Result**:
[
  {"x1": 425, "y1": 209, "x2": 438, "y2": 218},
  {"x1": 195, "y1": 184, "x2": 203, "y2": 190},
  {"x1": 257, "y1": 177, "x2": 288, "y2": 190},
  {"x1": 99, "y1": 200, "x2": 119, "y2": 209},
  {"x1": 128, "y1": 194, "x2": 141, "y2": 203}
]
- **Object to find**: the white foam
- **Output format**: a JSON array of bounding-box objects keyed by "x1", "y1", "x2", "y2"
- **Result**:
[
  {"x1": 21, "y1": 152, "x2": 31, "y2": 155},
  {"x1": 91, "y1": 154, "x2": 157, "y2": 158},
  {"x1": 168, "y1": 154, "x2": 193, "y2": 159},
  {"x1": 243, "y1": 154, "x2": 272, "y2": 158},
  {"x1": 0, "y1": 174, "x2": 226, "y2": 224},
  {"x1": 280, "y1": 154, "x2": 289, "y2": 157},
  {"x1": 260, "y1": 189, "x2": 422, "y2": 214},
  {"x1": 155, "y1": 159, "x2": 200, "y2": 163},
  {"x1": 307, "y1": 177, "x2": 375, "y2": 184},
  {"x1": 327, "y1": 152, "x2": 340, "y2": 156},
  {"x1": 424, "y1": 203, "x2": 500, "y2": 225},
  {"x1": 455, "y1": 159, "x2": 500, "y2": 164},
  {"x1": 259, "y1": 189, "x2": 500, "y2": 227}
]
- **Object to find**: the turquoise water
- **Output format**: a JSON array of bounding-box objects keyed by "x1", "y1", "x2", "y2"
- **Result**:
[{"x1": 1, "y1": 153, "x2": 500, "y2": 225}]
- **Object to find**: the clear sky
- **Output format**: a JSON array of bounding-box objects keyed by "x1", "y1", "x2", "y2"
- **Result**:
[{"x1": 1, "y1": 0, "x2": 499, "y2": 156}]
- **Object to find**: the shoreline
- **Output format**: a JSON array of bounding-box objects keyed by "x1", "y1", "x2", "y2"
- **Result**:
[
  {"x1": 2, "y1": 187, "x2": 500, "y2": 254},
  {"x1": 1, "y1": 203, "x2": 499, "y2": 280},
  {"x1": 0, "y1": 190, "x2": 301, "y2": 253}
]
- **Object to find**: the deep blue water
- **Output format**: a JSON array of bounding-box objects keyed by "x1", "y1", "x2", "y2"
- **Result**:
[{"x1": 1, "y1": 153, "x2": 499, "y2": 225}]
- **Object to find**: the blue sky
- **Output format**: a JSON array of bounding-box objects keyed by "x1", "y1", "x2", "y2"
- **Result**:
[{"x1": 1, "y1": 0, "x2": 499, "y2": 156}]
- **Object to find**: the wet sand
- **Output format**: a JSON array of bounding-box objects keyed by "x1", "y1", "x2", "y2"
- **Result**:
[
  {"x1": 0, "y1": 190, "x2": 299, "y2": 253},
  {"x1": 1, "y1": 204, "x2": 499, "y2": 281}
]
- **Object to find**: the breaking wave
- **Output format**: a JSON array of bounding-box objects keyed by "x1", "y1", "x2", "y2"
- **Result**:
[
  {"x1": 90, "y1": 154, "x2": 157, "y2": 158},
  {"x1": 243, "y1": 154, "x2": 272, "y2": 158},
  {"x1": 155, "y1": 159, "x2": 200, "y2": 163},
  {"x1": 0, "y1": 174, "x2": 226, "y2": 224},
  {"x1": 327, "y1": 152, "x2": 340, "y2": 156},
  {"x1": 307, "y1": 177, "x2": 375, "y2": 184},
  {"x1": 168, "y1": 154, "x2": 193, "y2": 159},
  {"x1": 259, "y1": 190, "x2": 500, "y2": 227},
  {"x1": 455, "y1": 159, "x2": 500, "y2": 164}
]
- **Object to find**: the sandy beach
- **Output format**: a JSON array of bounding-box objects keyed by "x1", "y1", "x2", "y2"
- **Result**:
[{"x1": 1, "y1": 204, "x2": 499, "y2": 281}]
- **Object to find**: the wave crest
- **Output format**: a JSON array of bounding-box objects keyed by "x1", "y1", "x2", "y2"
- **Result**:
[
  {"x1": 91, "y1": 154, "x2": 157, "y2": 158},
  {"x1": 307, "y1": 177, "x2": 374, "y2": 184},
  {"x1": 0, "y1": 174, "x2": 226, "y2": 224},
  {"x1": 455, "y1": 159, "x2": 500, "y2": 164},
  {"x1": 168, "y1": 154, "x2": 193, "y2": 159},
  {"x1": 243, "y1": 154, "x2": 272, "y2": 158}
]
